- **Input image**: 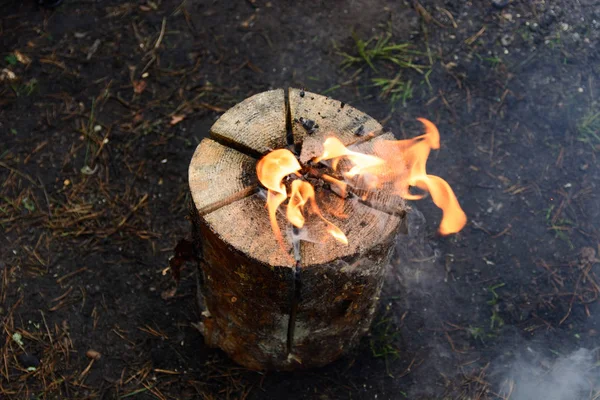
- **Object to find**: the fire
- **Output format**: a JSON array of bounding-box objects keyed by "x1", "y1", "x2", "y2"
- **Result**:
[
  {"x1": 288, "y1": 180, "x2": 348, "y2": 244},
  {"x1": 256, "y1": 149, "x2": 348, "y2": 248},
  {"x1": 256, "y1": 118, "x2": 466, "y2": 250},
  {"x1": 255, "y1": 149, "x2": 302, "y2": 247},
  {"x1": 370, "y1": 118, "x2": 467, "y2": 235}
]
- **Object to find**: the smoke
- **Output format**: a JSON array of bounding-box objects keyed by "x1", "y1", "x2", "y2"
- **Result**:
[
  {"x1": 495, "y1": 347, "x2": 600, "y2": 400},
  {"x1": 385, "y1": 207, "x2": 461, "y2": 398},
  {"x1": 387, "y1": 207, "x2": 443, "y2": 293},
  {"x1": 385, "y1": 209, "x2": 600, "y2": 399}
]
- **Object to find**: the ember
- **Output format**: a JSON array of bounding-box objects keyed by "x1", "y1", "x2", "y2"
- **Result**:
[{"x1": 256, "y1": 118, "x2": 467, "y2": 246}]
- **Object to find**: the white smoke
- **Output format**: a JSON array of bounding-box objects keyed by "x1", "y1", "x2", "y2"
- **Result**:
[
  {"x1": 496, "y1": 348, "x2": 600, "y2": 400},
  {"x1": 387, "y1": 209, "x2": 600, "y2": 399}
]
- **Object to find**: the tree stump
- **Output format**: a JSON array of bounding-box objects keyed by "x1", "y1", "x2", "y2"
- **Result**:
[{"x1": 189, "y1": 88, "x2": 406, "y2": 370}]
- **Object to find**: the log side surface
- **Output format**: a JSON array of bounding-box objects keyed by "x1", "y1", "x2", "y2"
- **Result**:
[{"x1": 189, "y1": 88, "x2": 405, "y2": 370}]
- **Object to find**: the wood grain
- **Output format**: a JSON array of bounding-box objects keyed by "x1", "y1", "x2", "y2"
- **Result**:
[
  {"x1": 210, "y1": 89, "x2": 287, "y2": 156},
  {"x1": 189, "y1": 138, "x2": 257, "y2": 216}
]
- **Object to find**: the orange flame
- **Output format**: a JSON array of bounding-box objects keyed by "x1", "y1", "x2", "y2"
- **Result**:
[
  {"x1": 288, "y1": 180, "x2": 348, "y2": 244},
  {"x1": 256, "y1": 118, "x2": 466, "y2": 254},
  {"x1": 256, "y1": 149, "x2": 348, "y2": 248},
  {"x1": 256, "y1": 149, "x2": 301, "y2": 247},
  {"x1": 371, "y1": 118, "x2": 466, "y2": 234},
  {"x1": 317, "y1": 118, "x2": 465, "y2": 235},
  {"x1": 315, "y1": 137, "x2": 386, "y2": 181}
]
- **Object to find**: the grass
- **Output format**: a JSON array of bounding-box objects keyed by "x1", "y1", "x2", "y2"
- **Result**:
[
  {"x1": 336, "y1": 31, "x2": 429, "y2": 108},
  {"x1": 577, "y1": 108, "x2": 600, "y2": 146},
  {"x1": 475, "y1": 53, "x2": 503, "y2": 69},
  {"x1": 339, "y1": 32, "x2": 427, "y2": 74},
  {"x1": 10, "y1": 78, "x2": 38, "y2": 97},
  {"x1": 544, "y1": 205, "x2": 575, "y2": 249},
  {"x1": 369, "y1": 314, "x2": 401, "y2": 377},
  {"x1": 487, "y1": 283, "x2": 506, "y2": 330},
  {"x1": 372, "y1": 74, "x2": 413, "y2": 108}
]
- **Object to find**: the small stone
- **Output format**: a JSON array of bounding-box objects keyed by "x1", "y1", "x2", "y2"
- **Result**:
[
  {"x1": 18, "y1": 353, "x2": 40, "y2": 368},
  {"x1": 86, "y1": 349, "x2": 102, "y2": 360},
  {"x1": 491, "y1": 0, "x2": 509, "y2": 10},
  {"x1": 501, "y1": 34, "x2": 513, "y2": 46}
]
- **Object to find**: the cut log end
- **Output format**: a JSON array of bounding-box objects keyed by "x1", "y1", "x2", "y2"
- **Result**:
[{"x1": 189, "y1": 88, "x2": 405, "y2": 370}]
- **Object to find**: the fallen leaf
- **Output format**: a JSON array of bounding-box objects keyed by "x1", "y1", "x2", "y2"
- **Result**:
[
  {"x1": 161, "y1": 286, "x2": 178, "y2": 300},
  {"x1": 170, "y1": 114, "x2": 185, "y2": 125},
  {"x1": 14, "y1": 50, "x2": 31, "y2": 65},
  {"x1": 133, "y1": 80, "x2": 147, "y2": 94},
  {"x1": 0, "y1": 68, "x2": 17, "y2": 81},
  {"x1": 133, "y1": 112, "x2": 144, "y2": 123},
  {"x1": 81, "y1": 165, "x2": 99, "y2": 175}
]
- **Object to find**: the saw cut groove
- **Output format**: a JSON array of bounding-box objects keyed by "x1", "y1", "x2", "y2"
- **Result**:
[
  {"x1": 286, "y1": 261, "x2": 302, "y2": 354},
  {"x1": 284, "y1": 87, "x2": 297, "y2": 151},
  {"x1": 208, "y1": 133, "x2": 264, "y2": 159},
  {"x1": 210, "y1": 88, "x2": 288, "y2": 156},
  {"x1": 196, "y1": 185, "x2": 258, "y2": 217},
  {"x1": 189, "y1": 138, "x2": 259, "y2": 216}
]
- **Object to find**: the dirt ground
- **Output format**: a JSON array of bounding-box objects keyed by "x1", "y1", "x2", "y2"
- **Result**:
[{"x1": 1, "y1": 0, "x2": 600, "y2": 399}]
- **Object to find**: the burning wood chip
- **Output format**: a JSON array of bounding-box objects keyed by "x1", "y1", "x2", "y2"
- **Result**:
[
  {"x1": 296, "y1": 117, "x2": 318, "y2": 134},
  {"x1": 354, "y1": 125, "x2": 365, "y2": 136}
]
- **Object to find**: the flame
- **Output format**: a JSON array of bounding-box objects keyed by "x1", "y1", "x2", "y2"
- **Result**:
[
  {"x1": 288, "y1": 180, "x2": 348, "y2": 244},
  {"x1": 315, "y1": 137, "x2": 386, "y2": 180},
  {"x1": 256, "y1": 149, "x2": 301, "y2": 247},
  {"x1": 256, "y1": 117, "x2": 466, "y2": 255},
  {"x1": 256, "y1": 149, "x2": 348, "y2": 247},
  {"x1": 322, "y1": 118, "x2": 466, "y2": 235}
]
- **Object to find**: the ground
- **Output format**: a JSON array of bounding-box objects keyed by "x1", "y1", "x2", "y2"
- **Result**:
[{"x1": 1, "y1": 0, "x2": 600, "y2": 399}]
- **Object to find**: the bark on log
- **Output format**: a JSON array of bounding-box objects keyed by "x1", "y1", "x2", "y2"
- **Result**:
[{"x1": 189, "y1": 88, "x2": 405, "y2": 370}]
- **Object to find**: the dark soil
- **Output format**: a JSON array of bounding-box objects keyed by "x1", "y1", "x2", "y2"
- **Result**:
[{"x1": 1, "y1": 0, "x2": 600, "y2": 399}]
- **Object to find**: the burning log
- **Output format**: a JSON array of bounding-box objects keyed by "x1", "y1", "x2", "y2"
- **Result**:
[{"x1": 188, "y1": 88, "x2": 465, "y2": 370}]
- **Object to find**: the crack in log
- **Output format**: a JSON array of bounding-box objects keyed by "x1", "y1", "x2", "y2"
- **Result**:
[
  {"x1": 284, "y1": 87, "x2": 299, "y2": 153},
  {"x1": 286, "y1": 260, "x2": 302, "y2": 355},
  {"x1": 196, "y1": 185, "x2": 259, "y2": 217},
  {"x1": 285, "y1": 90, "x2": 303, "y2": 358},
  {"x1": 209, "y1": 130, "x2": 264, "y2": 159}
]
